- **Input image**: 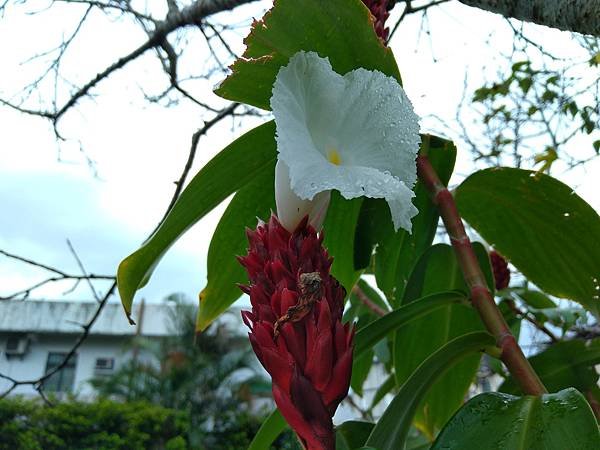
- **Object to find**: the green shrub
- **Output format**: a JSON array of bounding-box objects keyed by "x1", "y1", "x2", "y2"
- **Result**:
[
  {"x1": 0, "y1": 397, "x2": 298, "y2": 449},
  {"x1": 0, "y1": 397, "x2": 188, "y2": 450}
]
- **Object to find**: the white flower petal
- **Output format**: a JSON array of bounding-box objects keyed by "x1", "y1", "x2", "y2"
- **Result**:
[
  {"x1": 275, "y1": 160, "x2": 331, "y2": 231},
  {"x1": 334, "y1": 68, "x2": 420, "y2": 188},
  {"x1": 271, "y1": 51, "x2": 421, "y2": 232},
  {"x1": 271, "y1": 51, "x2": 343, "y2": 166},
  {"x1": 286, "y1": 162, "x2": 417, "y2": 232}
]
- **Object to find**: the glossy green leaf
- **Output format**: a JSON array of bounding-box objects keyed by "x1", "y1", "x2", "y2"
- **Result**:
[
  {"x1": 354, "y1": 291, "x2": 468, "y2": 357},
  {"x1": 393, "y1": 243, "x2": 491, "y2": 437},
  {"x1": 515, "y1": 289, "x2": 557, "y2": 309},
  {"x1": 347, "y1": 279, "x2": 390, "y2": 396},
  {"x1": 501, "y1": 338, "x2": 600, "y2": 395},
  {"x1": 355, "y1": 277, "x2": 391, "y2": 312},
  {"x1": 354, "y1": 135, "x2": 456, "y2": 305},
  {"x1": 497, "y1": 299, "x2": 522, "y2": 341},
  {"x1": 322, "y1": 193, "x2": 363, "y2": 293},
  {"x1": 455, "y1": 167, "x2": 600, "y2": 317},
  {"x1": 197, "y1": 162, "x2": 276, "y2": 330},
  {"x1": 432, "y1": 388, "x2": 600, "y2": 449},
  {"x1": 370, "y1": 374, "x2": 395, "y2": 410},
  {"x1": 216, "y1": 0, "x2": 400, "y2": 109},
  {"x1": 365, "y1": 332, "x2": 496, "y2": 450},
  {"x1": 529, "y1": 306, "x2": 586, "y2": 332},
  {"x1": 118, "y1": 121, "x2": 277, "y2": 322},
  {"x1": 404, "y1": 428, "x2": 431, "y2": 450},
  {"x1": 336, "y1": 421, "x2": 374, "y2": 450},
  {"x1": 248, "y1": 409, "x2": 287, "y2": 450},
  {"x1": 350, "y1": 349, "x2": 374, "y2": 398}
]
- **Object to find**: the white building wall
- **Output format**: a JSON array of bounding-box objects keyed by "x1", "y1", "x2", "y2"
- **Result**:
[{"x1": 0, "y1": 333, "x2": 150, "y2": 397}]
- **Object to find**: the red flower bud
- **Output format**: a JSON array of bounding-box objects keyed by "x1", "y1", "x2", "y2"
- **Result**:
[
  {"x1": 239, "y1": 215, "x2": 354, "y2": 450},
  {"x1": 490, "y1": 250, "x2": 510, "y2": 290},
  {"x1": 363, "y1": 0, "x2": 392, "y2": 41}
]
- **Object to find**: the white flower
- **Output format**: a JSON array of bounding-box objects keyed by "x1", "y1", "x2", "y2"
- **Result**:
[{"x1": 271, "y1": 51, "x2": 421, "y2": 232}]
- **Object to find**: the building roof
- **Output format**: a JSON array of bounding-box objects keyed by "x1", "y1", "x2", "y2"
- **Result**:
[{"x1": 0, "y1": 300, "x2": 173, "y2": 336}]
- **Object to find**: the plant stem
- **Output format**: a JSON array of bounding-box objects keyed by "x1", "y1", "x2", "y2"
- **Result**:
[
  {"x1": 416, "y1": 154, "x2": 547, "y2": 396},
  {"x1": 585, "y1": 390, "x2": 600, "y2": 423},
  {"x1": 352, "y1": 285, "x2": 387, "y2": 317}
]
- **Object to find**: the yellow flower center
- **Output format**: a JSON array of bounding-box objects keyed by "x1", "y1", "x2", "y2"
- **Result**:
[{"x1": 327, "y1": 148, "x2": 342, "y2": 166}]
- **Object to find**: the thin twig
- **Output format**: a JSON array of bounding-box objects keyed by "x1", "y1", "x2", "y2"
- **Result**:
[
  {"x1": 505, "y1": 299, "x2": 559, "y2": 343},
  {"x1": 0, "y1": 0, "x2": 258, "y2": 133},
  {"x1": 149, "y1": 102, "x2": 240, "y2": 237},
  {"x1": 387, "y1": 0, "x2": 450, "y2": 43},
  {"x1": 0, "y1": 282, "x2": 116, "y2": 399},
  {"x1": 66, "y1": 239, "x2": 100, "y2": 302},
  {"x1": 352, "y1": 285, "x2": 387, "y2": 317},
  {"x1": 0, "y1": 249, "x2": 114, "y2": 301},
  {"x1": 0, "y1": 103, "x2": 242, "y2": 400}
]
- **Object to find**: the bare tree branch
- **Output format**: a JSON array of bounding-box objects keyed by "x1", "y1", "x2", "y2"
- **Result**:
[
  {"x1": 0, "y1": 249, "x2": 114, "y2": 301},
  {"x1": 387, "y1": 0, "x2": 450, "y2": 42},
  {"x1": 459, "y1": 0, "x2": 600, "y2": 37},
  {"x1": 149, "y1": 102, "x2": 241, "y2": 237},
  {"x1": 0, "y1": 282, "x2": 117, "y2": 399},
  {"x1": 0, "y1": 0, "x2": 260, "y2": 133},
  {"x1": 0, "y1": 100, "x2": 249, "y2": 399},
  {"x1": 66, "y1": 239, "x2": 101, "y2": 302}
]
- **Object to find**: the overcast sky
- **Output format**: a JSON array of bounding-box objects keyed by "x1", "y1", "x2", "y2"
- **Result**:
[{"x1": 1, "y1": 1, "x2": 598, "y2": 315}]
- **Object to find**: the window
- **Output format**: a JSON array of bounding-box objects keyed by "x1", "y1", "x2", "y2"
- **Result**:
[
  {"x1": 94, "y1": 357, "x2": 115, "y2": 373},
  {"x1": 43, "y1": 352, "x2": 77, "y2": 393},
  {"x1": 4, "y1": 335, "x2": 29, "y2": 357}
]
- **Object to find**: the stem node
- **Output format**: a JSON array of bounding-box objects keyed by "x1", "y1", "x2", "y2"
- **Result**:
[{"x1": 417, "y1": 154, "x2": 546, "y2": 396}]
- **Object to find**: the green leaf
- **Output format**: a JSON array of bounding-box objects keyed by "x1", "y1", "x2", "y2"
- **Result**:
[
  {"x1": 336, "y1": 421, "x2": 374, "y2": 450},
  {"x1": 529, "y1": 306, "x2": 586, "y2": 332},
  {"x1": 216, "y1": 0, "x2": 400, "y2": 109},
  {"x1": 351, "y1": 348, "x2": 374, "y2": 397},
  {"x1": 322, "y1": 193, "x2": 363, "y2": 293},
  {"x1": 354, "y1": 291, "x2": 468, "y2": 357},
  {"x1": 393, "y1": 243, "x2": 490, "y2": 438},
  {"x1": 354, "y1": 278, "x2": 391, "y2": 313},
  {"x1": 365, "y1": 332, "x2": 496, "y2": 450},
  {"x1": 117, "y1": 122, "x2": 277, "y2": 322},
  {"x1": 197, "y1": 161, "x2": 276, "y2": 330},
  {"x1": 515, "y1": 289, "x2": 557, "y2": 309},
  {"x1": 248, "y1": 409, "x2": 287, "y2": 450},
  {"x1": 354, "y1": 135, "x2": 456, "y2": 305},
  {"x1": 432, "y1": 388, "x2": 600, "y2": 449},
  {"x1": 455, "y1": 167, "x2": 600, "y2": 317},
  {"x1": 370, "y1": 374, "x2": 396, "y2": 410},
  {"x1": 347, "y1": 279, "x2": 390, "y2": 396},
  {"x1": 501, "y1": 338, "x2": 600, "y2": 395}
]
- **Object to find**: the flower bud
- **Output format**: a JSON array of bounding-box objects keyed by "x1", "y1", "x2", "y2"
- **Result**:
[
  {"x1": 490, "y1": 250, "x2": 510, "y2": 290},
  {"x1": 239, "y1": 215, "x2": 353, "y2": 450}
]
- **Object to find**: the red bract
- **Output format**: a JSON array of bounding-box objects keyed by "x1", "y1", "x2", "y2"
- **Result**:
[
  {"x1": 239, "y1": 215, "x2": 354, "y2": 450},
  {"x1": 490, "y1": 250, "x2": 510, "y2": 290},
  {"x1": 363, "y1": 0, "x2": 392, "y2": 40}
]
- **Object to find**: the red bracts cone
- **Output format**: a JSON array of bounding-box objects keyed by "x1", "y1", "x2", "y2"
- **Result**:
[
  {"x1": 239, "y1": 215, "x2": 354, "y2": 450},
  {"x1": 363, "y1": 0, "x2": 392, "y2": 41},
  {"x1": 490, "y1": 250, "x2": 510, "y2": 290}
]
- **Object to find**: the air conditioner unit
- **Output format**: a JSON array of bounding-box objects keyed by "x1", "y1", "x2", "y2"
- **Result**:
[
  {"x1": 5, "y1": 336, "x2": 30, "y2": 357},
  {"x1": 94, "y1": 357, "x2": 115, "y2": 374}
]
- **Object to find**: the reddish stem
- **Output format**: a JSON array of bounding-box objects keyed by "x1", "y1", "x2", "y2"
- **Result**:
[
  {"x1": 585, "y1": 390, "x2": 600, "y2": 423},
  {"x1": 416, "y1": 154, "x2": 546, "y2": 396},
  {"x1": 352, "y1": 285, "x2": 387, "y2": 317}
]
